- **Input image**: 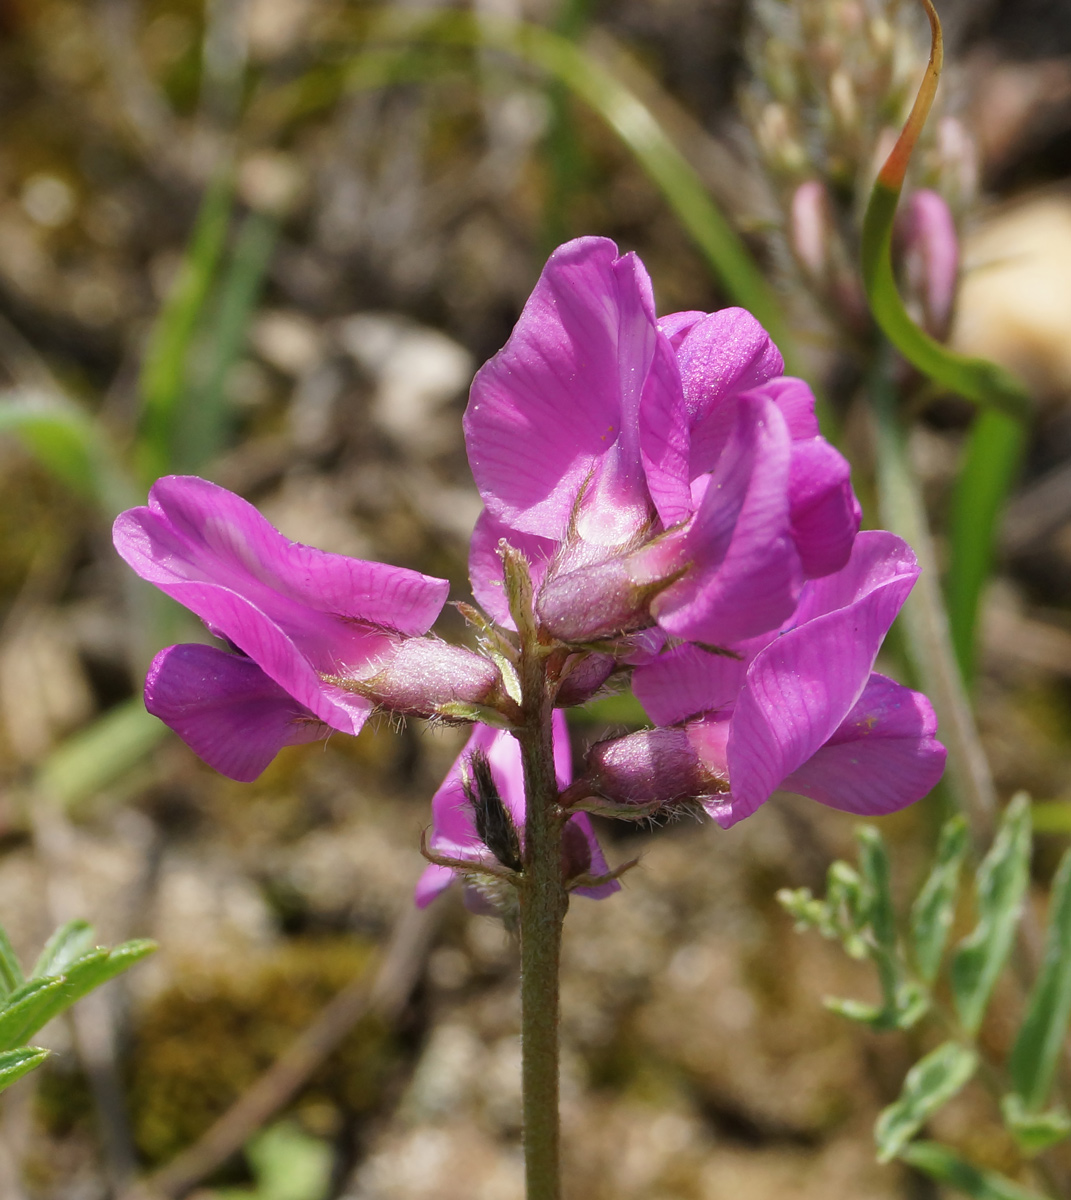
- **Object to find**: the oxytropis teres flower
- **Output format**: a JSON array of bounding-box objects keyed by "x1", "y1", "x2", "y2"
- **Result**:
[{"x1": 114, "y1": 236, "x2": 946, "y2": 910}]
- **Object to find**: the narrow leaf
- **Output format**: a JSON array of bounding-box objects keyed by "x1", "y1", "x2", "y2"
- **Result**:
[
  {"x1": 951, "y1": 793, "x2": 1032, "y2": 1035},
  {"x1": 1007, "y1": 846, "x2": 1071, "y2": 1110},
  {"x1": 875, "y1": 1041, "x2": 979, "y2": 1162},
  {"x1": 36, "y1": 698, "x2": 169, "y2": 810},
  {"x1": 946, "y1": 409, "x2": 1028, "y2": 685},
  {"x1": 137, "y1": 169, "x2": 233, "y2": 482},
  {"x1": 1001, "y1": 1093, "x2": 1071, "y2": 1155},
  {"x1": 0, "y1": 1047, "x2": 49, "y2": 1094},
  {"x1": 172, "y1": 208, "x2": 278, "y2": 472},
  {"x1": 900, "y1": 1140, "x2": 1049, "y2": 1200},
  {"x1": 0, "y1": 978, "x2": 69, "y2": 1051},
  {"x1": 911, "y1": 814, "x2": 969, "y2": 984},
  {"x1": 31, "y1": 920, "x2": 94, "y2": 979},
  {"x1": 0, "y1": 925, "x2": 24, "y2": 996}
]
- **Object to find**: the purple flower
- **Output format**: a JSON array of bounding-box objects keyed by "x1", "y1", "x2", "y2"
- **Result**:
[
  {"x1": 464, "y1": 237, "x2": 860, "y2": 646},
  {"x1": 114, "y1": 476, "x2": 495, "y2": 781},
  {"x1": 581, "y1": 532, "x2": 946, "y2": 825},
  {"x1": 897, "y1": 189, "x2": 959, "y2": 340},
  {"x1": 416, "y1": 713, "x2": 620, "y2": 908}
]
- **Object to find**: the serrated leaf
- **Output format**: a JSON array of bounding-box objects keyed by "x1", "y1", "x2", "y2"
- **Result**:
[
  {"x1": 0, "y1": 978, "x2": 69, "y2": 1051},
  {"x1": 0, "y1": 1047, "x2": 49, "y2": 1094},
  {"x1": 0, "y1": 925, "x2": 24, "y2": 996},
  {"x1": 950, "y1": 794, "x2": 1032, "y2": 1036},
  {"x1": 911, "y1": 815, "x2": 968, "y2": 984},
  {"x1": 1001, "y1": 1093, "x2": 1071, "y2": 1155},
  {"x1": 875, "y1": 1041, "x2": 978, "y2": 1162},
  {"x1": 899, "y1": 1140, "x2": 1049, "y2": 1200},
  {"x1": 32, "y1": 920, "x2": 94, "y2": 979},
  {"x1": 1007, "y1": 845, "x2": 1071, "y2": 1111}
]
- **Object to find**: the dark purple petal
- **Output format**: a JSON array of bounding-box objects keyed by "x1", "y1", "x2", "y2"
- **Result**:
[
  {"x1": 145, "y1": 643, "x2": 328, "y2": 782},
  {"x1": 714, "y1": 531, "x2": 920, "y2": 826},
  {"x1": 779, "y1": 674, "x2": 946, "y2": 814},
  {"x1": 463, "y1": 237, "x2": 676, "y2": 541}
]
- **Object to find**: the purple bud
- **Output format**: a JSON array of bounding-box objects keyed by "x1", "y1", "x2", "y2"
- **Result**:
[
  {"x1": 582, "y1": 721, "x2": 730, "y2": 809},
  {"x1": 790, "y1": 180, "x2": 832, "y2": 281},
  {"x1": 344, "y1": 637, "x2": 500, "y2": 718},
  {"x1": 555, "y1": 652, "x2": 616, "y2": 707},
  {"x1": 536, "y1": 558, "x2": 666, "y2": 643},
  {"x1": 897, "y1": 189, "x2": 959, "y2": 340}
]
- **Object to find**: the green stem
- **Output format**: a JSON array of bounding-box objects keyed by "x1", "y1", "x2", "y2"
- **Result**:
[{"x1": 516, "y1": 630, "x2": 565, "y2": 1200}]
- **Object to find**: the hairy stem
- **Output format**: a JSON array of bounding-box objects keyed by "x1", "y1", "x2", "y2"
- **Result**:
[{"x1": 516, "y1": 623, "x2": 566, "y2": 1200}]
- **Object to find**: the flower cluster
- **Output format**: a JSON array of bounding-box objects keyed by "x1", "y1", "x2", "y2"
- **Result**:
[{"x1": 115, "y1": 237, "x2": 945, "y2": 909}]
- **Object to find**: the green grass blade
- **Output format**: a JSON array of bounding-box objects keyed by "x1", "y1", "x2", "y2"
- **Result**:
[
  {"x1": 946, "y1": 408, "x2": 1028, "y2": 685},
  {"x1": 899, "y1": 1141, "x2": 1049, "y2": 1200},
  {"x1": 950, "y1": 793, "x2": 1032, "y2": 1035},
  {"x1": 0, "y1": 1047, "x2": 49, "y2": 1094},
  {"x1": 1007, "y1": 847, "x2": 1071, "y2": 1111},
  {"x1": 875, "y1": 1041, "x2": 979, "y2": 1162},
  {"x1": 911, "y1": 815, "x2": 969, "y2": 984},
  {"x1": 173, "y1": 208, "x2": 278, "y2": 472},
  {"x1": 353, "y1": 12, "x2": 792, "y2": 359},
  {"x1": 36, "y1": 698, "x2": 169, "y2": 810},
  {"x1": 137, "y1": 169, "x2": 234, "y2": 482}
]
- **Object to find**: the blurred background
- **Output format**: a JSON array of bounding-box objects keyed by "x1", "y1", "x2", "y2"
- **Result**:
[{"x1": 3, "y1": 0, "x2": 1071, "y2": 1197}]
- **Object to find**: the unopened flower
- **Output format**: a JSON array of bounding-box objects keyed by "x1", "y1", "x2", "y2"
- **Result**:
[
  {"x1": 578, "y1": 532, "x2": 946, "y2": 825},
  {"x1": 896, "y1": 188, "x2": 959, "y2": 339},
  {"x1": 465, "y1": 237, "x2": 860, "y2": 648},
  {"x1": 114, "y1": 476, "x2": 495, "y2": 780},
  {"x1": 416, "y1": 714, "x2": 620, "y2": 909}
]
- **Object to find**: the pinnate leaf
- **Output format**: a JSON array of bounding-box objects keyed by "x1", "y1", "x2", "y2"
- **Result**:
[
  {"x1": 911, "y1": 814, "x2": 968, "y2": 984},
  {"x1": 899, "y1": 1140, "x2": 1049, "y2": 1200},
  {"x1": 0, "y1": 1047, "x2": 49, "y2": 1094}
]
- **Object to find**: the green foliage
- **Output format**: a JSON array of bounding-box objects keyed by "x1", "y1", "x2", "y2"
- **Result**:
[
  {"x1": 900, "y1": 1142, "x2": 1048, "y2": 1200},
  {"x1": 0, "y1": 918, "x2": 153, "y2": 1095},
  {"x1": 875, "y1": 1042, "x2": 979, "y2": 1163},
  {"x1": 950, "y1": 793, "x2": 1032, "y2": 1036},
  {"x1": 215, "y1": 1122, "x2": 333, "y2": 1200},
  {"x1": 783, "y1": 796, "x2": 1071, "y2": 1186}
]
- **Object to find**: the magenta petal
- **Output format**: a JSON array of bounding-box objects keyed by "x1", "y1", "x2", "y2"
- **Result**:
[
  {"x1": 161, "y1": 580, "x2": 374, "y2": 735},
  {"x1": 468, "y1": 509, "x2": 557, "y2": 628},
  {"x1": 764, "y1": 377, "x2": 821, "y2": 440},
  {"x1": 463, "y1": 237, "x2": 666, "y2": 539},
  {"x1": 648, "y1": 395, "x2": 802, "y2": 644},
  {"x1": 718, "y1": 532, "x2": 920, "y2": 825},
  {"x1": 638, "y1": 331, "x2": 693, "y2": 528},
  {"x1": 145, "y1": 643, "x2": 327, "y2": 782},
  {"x1": 657, "y1": 310, "x2": 705, "y2": 349},
  {"x1": 114, "y1": 476, "x2": 448, "y2": 640},
  {"x1": 632, "y1": 642, "x2": 747, "y2": 727},
  {"x1": 780, "y1": 674, "x2": 946, "y2": 814},
  {"x1": 788, "y1": 438, "x2": 861, "y2": 578},
  {"x1": 675, "y1": 309, "x2": 784, "y2": 476}
]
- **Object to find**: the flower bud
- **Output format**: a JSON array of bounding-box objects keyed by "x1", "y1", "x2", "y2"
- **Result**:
[
  {"x1": 555, "y1": 652, "x2": 615, "y2": 707},
  {"x1": 581, "y1": 720, "x2": 730, "y2": 811},
  {"x1": 340, "y1": 637, "x2": 500, "y2": 719},
  {"x1": 896, "y1": 189, "x2": 959, "y2": 339},
  {"x1": 790, "y1": 180, "x2": 833, "y2": 281},
  {"x1": 536, "y1": 558, "x2": 667, "y2": 644}
]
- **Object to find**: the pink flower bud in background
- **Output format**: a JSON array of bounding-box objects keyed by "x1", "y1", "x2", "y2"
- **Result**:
[
  {"x1": 897, "y1": 189, "x2": 960, "y2": 340},
  {"x1": 790, "y1": 179, "x2": 832, "y2": 281},
  {"x1": 345, "y1": 637, "x2": 501, "y2": 719}
]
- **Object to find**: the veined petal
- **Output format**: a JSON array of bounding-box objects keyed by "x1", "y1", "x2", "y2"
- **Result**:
[
  {"x1": 788, "y1": 438, "x2": 861, "y2": 578},
  {"x1": 719, "y1": 532, "x2": 920, "y2": 825},
  {"x1": 632, "y1": 642, "x2": 747, "y2": 727},
  {"x1": 162, "y1": 581, "x2": 376, "y2": 735},
  {"x1": 463, "y1": 237, "x2": 673, "y2": 540},
  {"x1": 114, "y1": 476, "x2": 449, "y2": 655},
  {"x1": 780, "y1": 674, "x2": 946, "y2": 814},
  {"x1": 145, "y1": 643, "x2": 328, "y2": 782},
  {"x1": 676, "y1": 309, "x2": 784, "y2": 477},
  {"x1": 647, "y1": 395, "x2": 802, "y2": 644}
]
